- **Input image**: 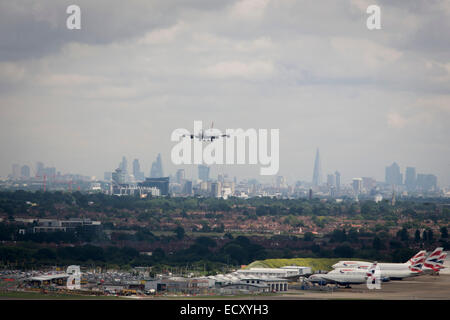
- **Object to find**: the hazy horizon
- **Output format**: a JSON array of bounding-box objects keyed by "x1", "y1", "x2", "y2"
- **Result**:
[{"x1": 1, "y1": 1, "x2": 449, "y2": 185}]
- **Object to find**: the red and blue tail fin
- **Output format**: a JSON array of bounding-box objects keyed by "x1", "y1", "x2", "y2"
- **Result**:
[
  {"x1": 407, "y1": 250, "x2": 427, "y2": 265},
  {"x1": 409, "y1": 255, "x2": 425, "y2": 273},
  {"x1": 424, "y1": 248, "x2": 446, "y2": 271}
]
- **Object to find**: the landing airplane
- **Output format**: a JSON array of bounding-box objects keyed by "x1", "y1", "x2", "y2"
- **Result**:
[{"x1": 181, "y1": 122, "x2": 230, "y2": 142}]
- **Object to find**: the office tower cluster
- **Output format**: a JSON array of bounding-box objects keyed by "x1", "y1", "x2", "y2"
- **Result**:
[
  {"x1": 10, "y1": 162, "x2": 57, "y2": 180},
  {"x1": 311, "y1": 149, "x2": 440, "y2": 200},
  {"x1": 385, "y1": 163, "x2": 437, "y2": 192},
  {"x1": 5, "y1": 149, "x2": 442, "y2": 198},
  {"x1": 109, "y1": 154, "x2": 169, "y2": 197},
  {"x1": 7, "y1": 161, "x2": 92, "y2": 192}
]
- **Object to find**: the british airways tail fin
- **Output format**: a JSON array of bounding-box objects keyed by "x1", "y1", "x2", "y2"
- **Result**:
[
  {"x1": 424, "y1": 247, "x2": 445, "y2": 271},
  {"x1": 409, "y1": 255, "x2": 425, "y2": 273},
  {"x1": 406, "y1": 250, "x2": 427, "y2": 265}
]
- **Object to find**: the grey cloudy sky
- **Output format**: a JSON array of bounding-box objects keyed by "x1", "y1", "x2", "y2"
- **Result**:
[{"x1": 0, "y1": 0, "x2": 449, "y2": 185}]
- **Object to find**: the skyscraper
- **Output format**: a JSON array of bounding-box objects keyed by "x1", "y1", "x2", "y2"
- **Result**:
[
  {"x1": 150, "y1": 153, "x2": 164, "y2": 178},
  {"x1": 362, "y1": 177, "x2": 376, "y2": 191},
  {"x1": 36, "y1": 161, "x2": 44, "y2": 177},
  {"x1": 416, "y1": 174, "x2": 437, "y2": 192},
  {"x1": 11, "y1": 164, "x2": 20, "y2": 179},
  {"x1": 119, "y1": 156, "x2": 128, "y2": 174},
  {"x1": 326, "y1": 174, "x2": 335, "y2": 187},
  {"x1": 21, "y1": 165, "x2": 30, "y2": 179},
  {"x1": 211, "y1": 182, "x2": 222, "y2": 198},
  {"x1": 184, "y1": 180, "x2": 193, "y2": 195},
  {"x1": 112, "y1": 168, "x2": 126, "y2": 185},
  {"x1": 385, "y1": 162, "x2": 402, "y2": 186},
  {"x1": 312, "y1": 148, "x2": 322, "y2": 187},
  {"x1": 335, "y1": 171, "x2": 341, "y2": 192},
  {"x1": 132, "y1": 159, "x2": 145, "y2": 181},
  {"x1": 176, "y1": 169, "x2": 185, "y2": 184},
  {"x1": 198, "y1": 165, "x2": 210, "y2": 181},
  {"x1": 405, "y1": 167, "x2": 416, "y2": 191},
  {"x1": 352, "y1": 178, "x2": 362, "y2": 195}
]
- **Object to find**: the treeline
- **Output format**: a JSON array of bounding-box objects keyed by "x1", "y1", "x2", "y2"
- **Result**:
[
  {"x1": 0, "y1": 236, "x2": 264, "y2": 269},
  {"x1": 0, "y1": 242, "x2": 428, "y2": 272},
  {"x1": 1, "y1": 191, "x2": 449, "y2": 221},
  {"x1": 0, "y1": 223, "x2": 104, "y2": 243},
  {"x1": 0, "y1": 245, "x2": 144, "y2": 269}
]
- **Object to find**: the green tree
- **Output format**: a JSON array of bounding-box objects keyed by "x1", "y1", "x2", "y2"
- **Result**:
[
  {"x1": 152, "y1": 248, "x2": 165, "y2": 261},
  {"x1": 303, "y1": 232, "x2": 314, "y2": 241},
  {"x1": 422, "y1": 230, "x2": 428, "y2": 242},
  {"x1": 427, "y1": 229, "x2": 433, "y2": 242},
  {"x1": 441, "y1": 226, "x2": 448, "y2": 239},
  {"x1": 224, "y1": 243, "x2": 247, "y2": 265},
  {"x1": 174, "y1": 226, "x2": 185, "y2": 240},
  {"x1": 414, "y1": 229, "x2": 421, "y2": 242},
  {"x1": 348, "y1": 228, "x2": 359, "y2": 242},
  {"x1": 397, "y1": 227, "x2": 409, "y2": 242},
  {"x1": 334, "y1": 245, "x2": 354, "y2": 258},
  {"x1": 195, "y1": 236, "x2": 216, "y2": 248},
  {"x1": 373, "y1": 236, "x2": 385, "y2": 250}
]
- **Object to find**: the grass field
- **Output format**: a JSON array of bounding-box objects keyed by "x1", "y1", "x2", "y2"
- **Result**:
[{"x1": 246, "y1": 257, "x2": 360, "y2": 271}]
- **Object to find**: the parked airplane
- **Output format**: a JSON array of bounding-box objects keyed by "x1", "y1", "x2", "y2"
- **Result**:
[
  {"x1": 331, "y1": 253, "x2": 426, "y2": 281},
  {"x1": 181, "y1": 122, "x2": 230, "y2": 142},
  {"x1": 308, "y1": 263, "x2": 377, "y2": 288},
  {"x1": 331, "y1": 250, "x2": 426, "y2": 270},
  {"x1": 379, "y1": 258, "x2": 425, "y2": 280}
]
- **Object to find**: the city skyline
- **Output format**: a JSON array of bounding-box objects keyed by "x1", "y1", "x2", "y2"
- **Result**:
[{"x1": 6, "y1": 153, "x2": 442, "y2": 188}]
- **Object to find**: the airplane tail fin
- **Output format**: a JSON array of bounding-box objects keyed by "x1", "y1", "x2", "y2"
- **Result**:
[
  {"x1": 406, "y1": 250, "x2": 427, "y2": 265},
  {"x1": 424, "y1": 247, "x2": 445, "y2": 271},
  {"x1": 436, "y1": 252, "x2": 447, "y2": 270},
  {"x1": 408, "y1": 255, "x2": 425, "y2": 273}
]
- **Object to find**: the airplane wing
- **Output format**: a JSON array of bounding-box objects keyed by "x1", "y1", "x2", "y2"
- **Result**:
[
  {"x1": 181, "y1": 133, "x2": 198, "y2": 139},
  {"x1": 206, "y1": 134, "x2": 230, "y2": 141}
]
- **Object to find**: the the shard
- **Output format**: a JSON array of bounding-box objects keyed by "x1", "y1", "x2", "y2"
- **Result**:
[{"x1": 312, "y1": 148, "x2": 322, "y2": 187}]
